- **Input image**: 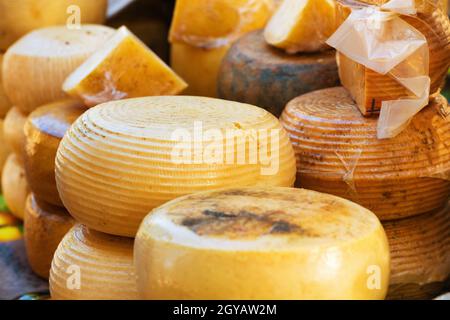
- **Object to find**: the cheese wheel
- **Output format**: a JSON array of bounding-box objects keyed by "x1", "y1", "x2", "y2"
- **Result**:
[
  {"x1": 218, "y1": 30, "x2": 339, "y2": 117},
  {"x1": 1, "y1": 154, "x2": 30, "y2": 219},
  {"x1": 63, "y1": 26, "x2": 187, "y2": 107},
  {"x1": 56, "y1": 96, "x2": 297, "y2": 237},
  {"x1": 50, "y1": 224, "x2": 138, "y2": 300},
  {"x1": 384, "y1": 204, "x2": 450, "y2": 300},
  {"x1": 2, "y1": 25, "x2": 115, "y2": 114},
  {"x1": 24, "y1": 100, "x2": 86, "y2": 207},
  {"x1": 264, "y1": 0, "x2": 336, "y2": 53},
  {"x1": 24, "y1": 194, "x2": 75, "y2": 279},
  {"x1": 0, "y1": 119, "x2": 10, "y2": 190},
  {"x1": 135, "y1": 187, "x2": 390, "y2": 300},
  {"x1": 3, "y1": 107, "x2": 27, "y2": 160},
  {"x1": 0, "y1": 0, "x2": 107, "y2": 51},
  {"x1": 280, "y1": 87, "x2": 450, "y2": 221},
  {"x1": 0, "y1": 54, "x2": 12, "y2": 118}
]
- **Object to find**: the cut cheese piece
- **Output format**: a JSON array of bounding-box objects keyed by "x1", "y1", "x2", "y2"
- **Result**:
[
  {"x1": 63, "y1": 26, "x2": 187, "y2": 107},
  {"x1": 384, "y1": 204, "x2": 450, "y2": 300},
  {"x1": 0, "y1": 119, "x2": 10, "y2": 190},
  {"x1": 218, "y1": 30, "x2": 339, "y2": 117},
  {"x1": 135, "y1": 187, "x2": 390, "y2": 300},
  {"x1": 1, "y1": 154, "x2": 30, "y2": 220},
  {"x1": 336, "y1": 3, "x2": 450, "y2": 115},
  {"x1": 0, "y1": 0, "x2": 107, "y2": 51},
  {"x1": 0, "y1": 54, "x2": 12, "y2": 118},
  {"x1": 280, "y1": 87, "x2": 450, "y2": 221},
  {"x1": 3, "y1": 107, "x2": 27, "y2": 161},
  {"x1": 56, "y1": 96, "x2": 297, "y2": 237},
  {"x1": 2, "y1": 25, "x2": 115, "y2": 114},
  {"x1": 50, "y1": 224, "x2": 138, "y2": 300},
  {"x1": 264, "y1": 0, "x2": 336, "y2": 53},
  {"x1": 24, "y1": 194, "x2": 75, "y2": 279},
  {"x1": 24, "y1": 100, "x2": 87, "y2": 207}
]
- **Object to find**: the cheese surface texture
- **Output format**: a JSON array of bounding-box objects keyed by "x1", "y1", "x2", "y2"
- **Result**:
[
  {"x1": 264, "y1": 0, "x2": 336, "y2": 53},
  {"x1": 0, "y1": 119, "x2": 10, "y2": 189},
  {"x1": 280, "y1": 87, "x2": 450, "y2": 221},
  {"x1": 135, "y1": 187, "x2": 390, "y2": 300},
  {"x1": 3, "y1": 107, "x2": 27, "y2": 161},
  {"x1": 50, "y1": 224, "x2": 138, "y2": 300},
  {"x1": 0, "y1": 54, "x2": 11, "y2": 118},
  {"x1": 2, "y1": 25, "x2": 114, "y2": 113}
]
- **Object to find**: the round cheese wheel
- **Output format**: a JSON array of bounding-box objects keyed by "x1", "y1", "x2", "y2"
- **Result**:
[
  {"x1": 24, "y1": 100, "x2": 86, "y2": 207},
  {"x1": 135, "y1": 187, "x2": 390, "y2": 300},
  {"x1": 0, "y1": 0, "x2": 108, "y2": 51},
  {"x1": 50, "y1": 224, "x2": 138, "y2": 300},
  {"x1": 0, "y1": 54, "x2": 12, "y2": 118},
  {"x1": 280, "y1": 87, "x2": 450, "y2": 221},
  {"x1": 56, "y1": 96, "x2": 297, "y2": 237},
  {"x1": 2, "y1": 25, "x2": 114, "y2": 114},
  {"x1": 3, "y1": 106, "x2": 27, "y2": 161},
  {"x1": 218, "y1": 30, "x2": 339, "y2": 117},
  {"x1": 1, "y1": 154, "x2": 30, "y2": 219},
  {"x1": 24, "y1": 194, "x2": 75, "y2": 279},
  {"x1": 384, "y1": 204, "x2": 450, "y2": 300},
  {"x1": 0, "y1": 119, "x2": 10, "y2": 190}
]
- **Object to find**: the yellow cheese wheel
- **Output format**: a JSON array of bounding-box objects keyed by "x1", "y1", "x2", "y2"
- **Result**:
[
  {"x1": 384, "y1": 204, "x2": 450, "y2": 300},
  {"x1": 280, "y1": 87, "x2": 450, "y2": 221},
  {"x1": 2, "y1": 25, "x2": 115, "y2": 114},
  {"x1": 56, "y1": 96, "x2": 297, "y2": 237},
  {"x1": 24, "y1": 100, "x2": 87, "y2": 207},
  {"x1": 3, "y1": 106, "x2": 27, "y2": 161},
  {"x1": 50, "y1": 224, "x2": 138, "y2": 300},
  {"x1": 24, "y1": 194, "x2": 75, "y2": 279},
  {"x1": 0, "y1": 119, "x2": 10, "y2": 189},
  {"x1": 0, "y1": 54, "x2": 12, "y2": 118},
  {"x1": 135, "y1": 187, "x2": 390, "y2": 300},
  {"x1": 0, "y1": 0, "x2": 107, "y2": 51},
  {"x1": 1, "y1": 154, "x2": 30, "y2": 219}
]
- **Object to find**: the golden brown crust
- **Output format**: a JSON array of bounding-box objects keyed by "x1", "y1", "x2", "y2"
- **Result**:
[{"x1": 3, "y1": 106, "x2": 27, "y2": 161}]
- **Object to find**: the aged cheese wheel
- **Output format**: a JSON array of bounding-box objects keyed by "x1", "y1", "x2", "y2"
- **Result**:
[
  {"x1": 280, "y1": 87, "x2": 450, "y2": 221},
  {"x1": 50, "y1": 224, "x2": 138, "y2": 300},
  {"x1": 1, "y1": 154, "x2": 30, "y2": 219},
  {"x1": 56, "y1": 96, "x2": 297, "y2": 237},
  {"x1": 135, "y1": 187, "x2": 390, "y2": 300},
  {"x1": 24, "y1": 100, "x2": 86, "y2": 207},
  {"x1": 0, "y1": 54, "x2": 12, "y2": 118},
  {"x1": 0, "y1": 0, "x2": 107, "y2": 51},
  {"x1": 0, "y1": 119, "x2": 10, "y2": 189},
  {"x1": 384, "y1": 204, "x2": 450, "y2": 300},
  {"x1": 264, "y1": 0, "x2": 336, "y2": 53},
  {"x1": 2, "y1": 25, "x2": 115, "y2": 114},
  {"x1": 63, "y1": 26, "x2": 187, "y2": 107},
  {"x1": 3, "y1": 107, "x2": 27, "y2": 160},
  {"x1": 218, "y1": 30, "x2": 339, "y2": 117},
  {"x1": 24, "y1": 194, "x2": 75, "y2": 279}
]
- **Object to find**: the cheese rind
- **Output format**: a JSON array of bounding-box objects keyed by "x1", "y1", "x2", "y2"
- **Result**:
[
  {"x1": 0, "y1": 54, "x2": 12, "y2": 118},
  {"x1": 135, "y1": 187, "x2": 390, "y2": 300},
  {"x1": 0, "y1": 119, "x2": 10, "y2": 190},
  {"x1": 3, "y1": 107, "x2": 27, "y2": 161}
]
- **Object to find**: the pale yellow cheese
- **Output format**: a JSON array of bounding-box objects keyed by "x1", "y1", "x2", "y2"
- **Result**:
[
  {"x1": 3, "y1": 107, "x2": 27, "y2": 161},
  {"x1": 0, "y1": 119, "x2": 10, "y2": 190},
  {"x1": 135, "y1": 187, "x2": 390, "y2": 300},
  {"x1": 0, "y1": 54, "x2": 12, "y2": 118}
]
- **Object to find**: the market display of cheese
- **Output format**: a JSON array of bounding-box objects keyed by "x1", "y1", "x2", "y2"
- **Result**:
[
  {"x1": 2, "y1": 25, "x2": 115, "y2": 114},
  {"x1": 0, "y1": 0, "x2": 108, "y2": 51},
  {"x1": 0, "y1": 54, "x2": 12, "y2": 118},
  {"x1": 384, "y1": 204, "x2": 450, "y2": 300},
  {"x1": 264, "y1": 0, "x2": 336, "y2": 53},
  {"x1": 280, "y1": 87, "x2": 450, "y2": 221},
  {"x1": 23, "y1": 100, "x2": 87, "y2": 207},
  {"x1": 169, "y1": 0, "x2": 274, "y2": 97},
  {"x1": 63, "y1": 26, "x2": 187, "y2": 107},
  {"x1": 24, "y1": 194, "x2": 75, "y2": 279},
  {"x1": 56, "y1": 96, "x2": 296, "y2": 237},
  {"x1": 0, "y1": 120, "x2": 10, "y2": 189},
  {"x1": 218, "y1": 30, "x2": 339, "y2": 117},
  {"x1": 134, "y1": 187, "x2": 390, "y2": 300},
  {"x1": 3, "y1": 107, "x2": 27, "y2": 160},
  {"x1": 50, "y1": 224, "x2": 138, "y2": 300},
  {"x1": 1, "y1": 154, "x2": 30, "y2": 220}
]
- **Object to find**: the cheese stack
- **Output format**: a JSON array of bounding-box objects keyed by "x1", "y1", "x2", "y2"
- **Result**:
[
  {"x1": 0, "y1": 54, "x2": 12, "y2": 189},
  {"x1": 280, "y1": 87, "x2": 450, "y2": 298},
  {"x1": 218, "y1": 0, "x2": 340, "y2": 117},
  {"x1": 134, "y1": 187, "x2": 390, "y2": 300}
]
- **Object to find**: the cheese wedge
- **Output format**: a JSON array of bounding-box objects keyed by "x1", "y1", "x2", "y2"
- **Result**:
[
  {"x1": 264, "y1": 0, "x2": 336, "y2": 53},
  {"x1": 1, "y1": 154, "x2": 30, "y2": 220},
  {"x1": 218, "y1": 30, "x2": 339, "y2": 116},
  {"x1": 0, "y1": 119, "x2": 10, "y2": 190},
  {"x1": 135, "y1": 187, "x2": 390, "y2": 300},
  {"x1": 384, "y1": 204, "x2": 450, "y2": 300},
  {"x1": 24, "y1": 100, "x2": 87, "y2": 207},
  {"x1": 24, "y1": 194, "x2": 75, "y2": 279},
  {"x1": 56, "y1": 96, "x2": 297, "y2": 237},
  {"x1": 2, "y1": 25, "x2": 114, "y2": 114},
  {"x1": 50, "y1": 224, "x2": 138, "y2": 300},
  {"x1": 0, "y1": 54, "x2": 12, "y2": 118},
  {"x1": 63, "y1": 26, "x2": 187, "y2": 107},
  {"x1": 0, "y1": 0, "x2": 107, "y2": 51},
  {"x1": 280, "y1": 87, "x2": 450, "y2": 221},
  {"x1": 3, "y1": 107, "x2": 27, "y2": 161}
]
